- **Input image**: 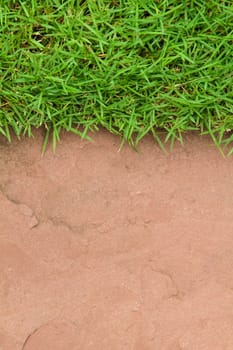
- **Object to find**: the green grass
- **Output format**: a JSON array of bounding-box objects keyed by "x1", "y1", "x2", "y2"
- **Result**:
[{"x1": 0, "y1": 0, "x2": 233, "y2": 152}]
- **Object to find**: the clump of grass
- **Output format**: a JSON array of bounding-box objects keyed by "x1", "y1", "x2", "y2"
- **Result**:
[{"x1": 0, "y1": 0, "x2": 233, "y2": 152}]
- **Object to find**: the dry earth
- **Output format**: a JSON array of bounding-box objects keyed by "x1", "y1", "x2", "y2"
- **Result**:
[{"x1": 1, "y1": 130, "x2": 233, "y2": 349}]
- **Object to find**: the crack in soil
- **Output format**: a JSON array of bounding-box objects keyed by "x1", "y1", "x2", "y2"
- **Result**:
[
  {"x1": 46, "y1": 216, "x2": 77, "y2": 234},
  {"x1": 151, "y1": 267, "x2": 184, "y2": 301},
  {"x1": 21, "y1": 325, "x2": 41, "y2": 350},
  {"x1": 0, "y1": 186, "x2": 40, "y2": 229},
  {"x1": 0, "y1": 186, "x2": 21, "y2": 205}
]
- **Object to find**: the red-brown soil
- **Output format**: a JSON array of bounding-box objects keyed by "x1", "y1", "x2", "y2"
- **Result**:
[{"x1": 1, "y1": 130, "x2": 233, "y2": 349}]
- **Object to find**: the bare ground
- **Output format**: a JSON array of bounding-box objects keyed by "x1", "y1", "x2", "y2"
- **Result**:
[{"x1": 1, "y1": 130, "x2": 233, "y2": 349}]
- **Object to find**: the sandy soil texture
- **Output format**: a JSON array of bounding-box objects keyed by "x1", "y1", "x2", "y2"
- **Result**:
[{"x1": 1, "y1": 130, "x2": 233, "y2": 349}]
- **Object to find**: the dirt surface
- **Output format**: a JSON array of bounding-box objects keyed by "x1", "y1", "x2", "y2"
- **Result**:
[{"x1": 1, "y1": 129, "x2": 233, "y2": 349}]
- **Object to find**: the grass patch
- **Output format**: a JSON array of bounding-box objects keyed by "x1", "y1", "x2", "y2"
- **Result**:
[{"x1": 0, "y1": 0, "x2": 233, "y2": 151}]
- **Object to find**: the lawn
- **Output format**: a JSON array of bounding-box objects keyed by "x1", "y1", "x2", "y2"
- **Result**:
[{"x1": 0, "y1": 0, "x2": 233, "y2": 152}]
